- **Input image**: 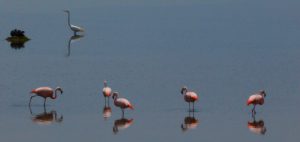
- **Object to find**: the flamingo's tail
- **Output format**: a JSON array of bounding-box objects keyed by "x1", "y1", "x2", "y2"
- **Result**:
[
  {"x1": 30, "y1": 89, "x2": 37, "y2": 94},
  {"x1": 128, "y1": 104, "x2": 134, "y2": 110},
  {"x1": 247, "y1": 100, "x2": 252, "y2": 106}
]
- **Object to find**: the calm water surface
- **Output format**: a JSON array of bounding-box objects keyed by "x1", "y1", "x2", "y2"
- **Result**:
[{"x1": 0, "y1": 0, "x2": 300, "y2": 141}]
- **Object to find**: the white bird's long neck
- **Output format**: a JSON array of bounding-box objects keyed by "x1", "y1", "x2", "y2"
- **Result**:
[{"x1": 66, "y1": 12, "x2": 71, "y2": 28}]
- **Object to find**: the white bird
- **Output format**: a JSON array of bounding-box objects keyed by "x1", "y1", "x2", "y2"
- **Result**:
[{"x1": 63, "y1": 10, "x2": 84, "y2": 35}]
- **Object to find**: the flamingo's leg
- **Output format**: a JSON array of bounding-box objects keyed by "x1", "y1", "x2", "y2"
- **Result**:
[
  {"x1": 252, "y1": 105, "x2": 256, "y2": 115},
  {"x1": 192, "y1": 102, "x2": 195, "y2": 112},
  {"x1": 43, "y1": 98, "x2": 47, "y2": 107},
  {"x1": 29, "y1": 95, "x2": 36, "y2": 106}
]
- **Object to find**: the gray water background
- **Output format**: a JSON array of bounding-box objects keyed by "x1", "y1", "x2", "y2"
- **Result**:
[{"x1": 0, "y1": 0, "x2": 299, "y2": 141}]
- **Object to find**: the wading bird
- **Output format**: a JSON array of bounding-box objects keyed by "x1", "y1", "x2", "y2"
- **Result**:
[
  {"x1": 102, "y1": 80, "x2": 112, "y2": 104},
  {"x1": 247, "y1": 90, "x2": 266, "y2": 115},
  {"x1": 181, "y1": 86, "x2": 198, "y2": 112},
  {"x1": 29, "y1": 87, "x2": 63, "y2": 107},
  {"x1": 63, "y1": 10, "x2": 84, "y2": 35},
  {"x1": 112, "y1": 92, "x2": 134, "y2": 117}
]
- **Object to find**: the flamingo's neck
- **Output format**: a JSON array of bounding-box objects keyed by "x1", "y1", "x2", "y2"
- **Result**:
[
  {"x1": 113, "y1": 95, "x2": 118, "y2": 102},
  {"x1": 51, "y1": 89, "x2": 58, "y2": 99}
]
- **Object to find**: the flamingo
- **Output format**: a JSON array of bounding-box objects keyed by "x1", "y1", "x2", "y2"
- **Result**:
[
  {"x1": 247, "y1": 90, "x2": 266, "y2": 115},
  {"x1": 29, "y1": 87, "x2": 63, "y2": 107},
  {"x1": 63, "y1": 10, "x2": 84, "y2": 35},
  {"x1": 112, "y1": 92, "x2": 134, "y2": 117},
  {"x1": 102, "y1": 80, "x2": 112, "y2": 104},
  {"x1": 181, "y1": 86, "x2": 198, "y2": 112}
]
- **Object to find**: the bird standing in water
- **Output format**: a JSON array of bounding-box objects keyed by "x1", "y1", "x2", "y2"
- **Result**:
[
  {"x1": 112, "y1": 92, "x2": 134, "y2": 117},
  {"x1": 63, "y1": 10, "x2": 84, "y2": 35},
  {"x1": 181, "y1": 86, "x2": 198, "y2": 112},
  {"x1": 247, "y1": 90, "x2": 266, "y2": 115},
  {"x1": 29, "y1": 87, "x2": 63, "y2": 107},
  {"x1": 102, "y1": 80, "x2": 112, "y2": 104}
]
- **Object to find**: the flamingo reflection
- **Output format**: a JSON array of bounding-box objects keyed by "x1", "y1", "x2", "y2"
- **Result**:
[
  {"x1": 181, "y1": 111, "x2": 199, "y2": 132},
  {"x1": 66, "y1": 35, "x2": 84, "y2": 57},
  {"x1": 29, "y1": 105, "x2": 63, "y2": 125},
  {"x1": 113, "y1": 117, "x2": 134, "y2": 134},
  {"x1": 247, "y1": 115, "x2": 267, "y2": 135},
  {"x1": 102, "y1": 105, "x2": 112, "y2": 120}
]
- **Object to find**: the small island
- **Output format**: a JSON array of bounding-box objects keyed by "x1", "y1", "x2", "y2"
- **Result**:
[
  {"x1": 6, "y1": 29, "x2": 30, "y2": 49},
  {"x1": 6, "y1": 29, "x2": 30, "y2": 43}
]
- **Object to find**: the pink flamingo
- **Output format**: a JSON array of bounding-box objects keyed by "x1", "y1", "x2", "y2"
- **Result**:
[
  {"x1": 247, "y1": 90, "x2": 266, "y2": 114},
  {"x1": 102, "y1": 80, "x2": 112, "y2": 104},
  {"x1": 112, "y1": 92, "x2": 134, "y2": 117},
  {"x1": 29, "y1": 87, "x2": 63, "y2": 106},
  {"x1": 181, "y1": 86, "x2": 198, "y2": 112}
]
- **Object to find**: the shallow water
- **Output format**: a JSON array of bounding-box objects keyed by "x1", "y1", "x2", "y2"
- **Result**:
[{"x1": 0, "y1": 0, "x2": 300, "y2": 141}]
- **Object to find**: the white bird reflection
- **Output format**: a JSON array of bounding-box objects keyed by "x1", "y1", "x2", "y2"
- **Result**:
[{"x1": 66, "y1": 35, "x2": 84, "y2": 57}]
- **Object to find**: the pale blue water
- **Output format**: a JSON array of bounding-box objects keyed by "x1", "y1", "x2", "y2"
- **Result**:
[{"x1": 0, "y1": 0, "x2": 300, "y2": 141}]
